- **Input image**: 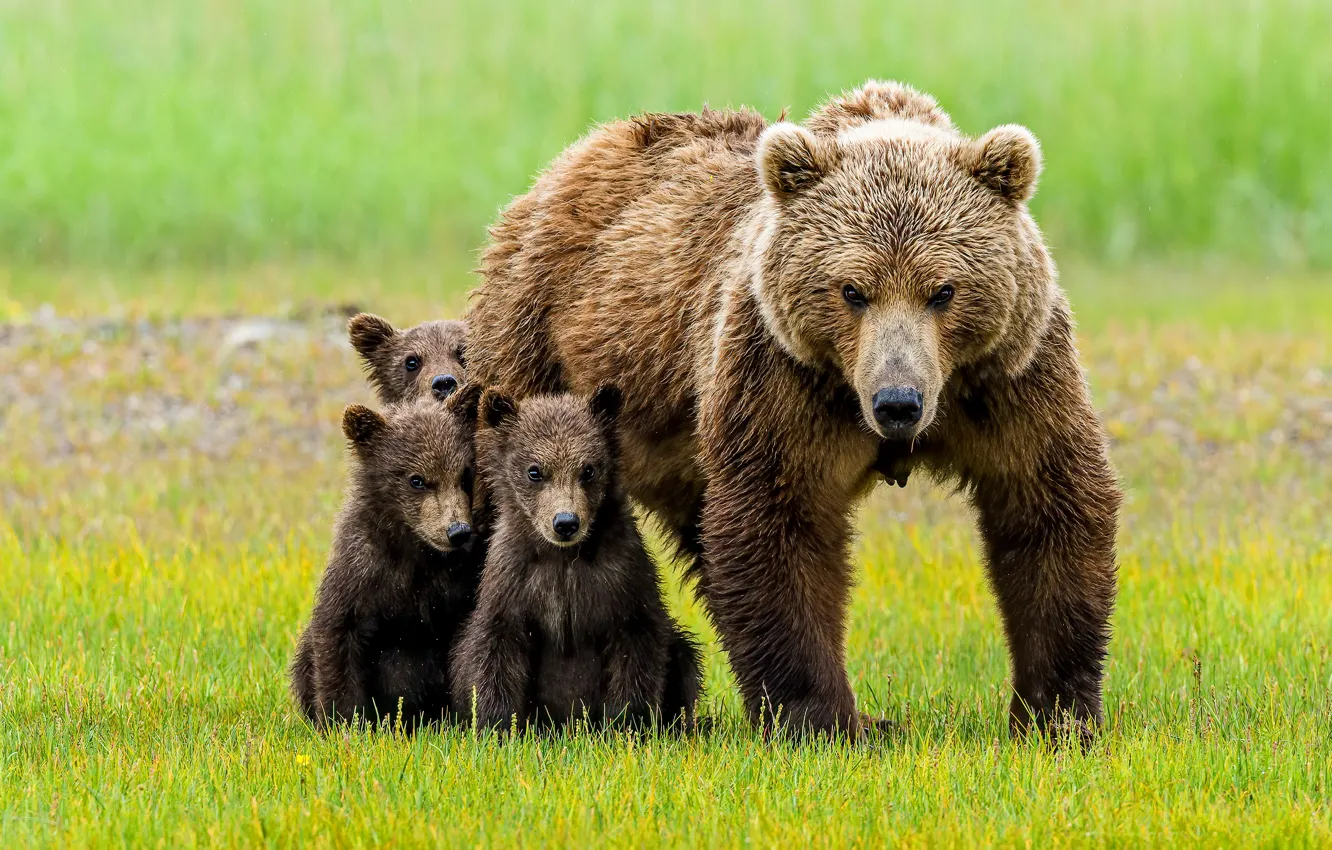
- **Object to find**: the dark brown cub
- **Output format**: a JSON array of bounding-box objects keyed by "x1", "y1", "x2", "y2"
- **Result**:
[
  {"x1": 348, "y1": 313, "x2": 469, "y2": 404},
  {"x1": 290, "y1": 385, "x2": 485, "y2": 730},
  {"x1": 451, "y1": 386, "x2": 703, "y2": 730}
]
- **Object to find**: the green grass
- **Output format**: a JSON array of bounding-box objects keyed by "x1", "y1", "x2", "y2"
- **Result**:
[
  {"x1": 3, "y1": 0, "x2": 1331, "y2": 842},
  {"x1": 1, "y1": 0, "x2": 1329, "y2": 270},
  {"x1": 2, "y1": 272, "x2": 1330, "y2": 845}
]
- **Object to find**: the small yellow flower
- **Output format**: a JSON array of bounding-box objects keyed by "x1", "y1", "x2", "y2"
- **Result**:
[{"x1": 295, "y1": 754, "x2": 311, "y2": 766}]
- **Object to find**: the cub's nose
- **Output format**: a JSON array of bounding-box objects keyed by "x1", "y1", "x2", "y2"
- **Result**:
[
  {"x1": 431, "y1": 374, "x2": 459, "y2": 399},
  {"x1": 873, "y1": 387, "x2": 923, "y2": 429},
  {"x1": 446, "y1": 522, "x2": 472, "y2": 548},
  {"x1": 552, "y1": 513, "x2": 581, "y2": 541}
]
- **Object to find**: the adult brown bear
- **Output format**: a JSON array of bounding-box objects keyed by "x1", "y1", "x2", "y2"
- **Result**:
[{"x1": 466, "y1": 81, "x2": 1120, "y2": 740}]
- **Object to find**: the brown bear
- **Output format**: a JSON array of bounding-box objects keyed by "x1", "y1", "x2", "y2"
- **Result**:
[
  {"x1": 465, "y1": 80, "x2": 1120, "y2": 741},
  {"x1": 450, "y1": 386, "x2": 703, "y2": 730},
  {"x1": 348, "y1": 313, "x2": 468, "y2": 404},
  {"x1": 290, "y1": 386, "x2": 485, "y2": 730}
]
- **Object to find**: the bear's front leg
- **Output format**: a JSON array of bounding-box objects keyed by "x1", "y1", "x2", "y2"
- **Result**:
[
  {"x1": 954, "y1": 358, "x2": 1120, "y2": 743},
  {"x1": 311, "y1": 622, "x2": 370, "y2": 727},
  {"x1": 450, "y1": 608, "x2": 531, "y2": 731},
  {"x1": 603, "y1": 617, "x2": 669, "y2": 727},
  {"x1": 698, "y1": 439, "x2": 862, "y2": 738}
]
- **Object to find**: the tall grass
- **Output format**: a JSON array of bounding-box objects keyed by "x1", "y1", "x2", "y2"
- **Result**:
[{"x1": 1, "y1": 0, "x2": 1328, "y2": 270}]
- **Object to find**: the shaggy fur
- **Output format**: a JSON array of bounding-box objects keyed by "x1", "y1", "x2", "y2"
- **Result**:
[
  {"x1": 348, "y1": 313, "x2": 469, "y2": 404},
  {"x1": 450, "y1": 387, "x2": 702, "y2": 729},
  {"x1": 465, "y1": 80, "x2": 1120, "y2": 741},
  {"x1": 290, "y1": 386, "x2": 485, "y2": 730}
]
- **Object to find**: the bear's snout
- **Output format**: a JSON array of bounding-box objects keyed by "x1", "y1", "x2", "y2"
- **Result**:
[
  {"x1": 872, "y1": 386, "x2": 923, "y2": 434},
  {"x1": 432, "y1": 374, "x2": 459, "y2": 400},
  {"x1": 446, "y1": 521, "x2": 473, "y2": 549},
  {"x1": 552, "y1": 512, "x2": 581, "y2": 542}
]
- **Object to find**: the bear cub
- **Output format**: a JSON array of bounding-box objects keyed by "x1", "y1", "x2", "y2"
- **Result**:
[
  {"x1": 348, "y1": 313, "x2": 468, "y2": 404},
  {"x1": 291, "y1": 385, "x2": 484, "y2": 730},
  {"x1": 451, "y1": 386, "x2": 703, "y2": 730}
]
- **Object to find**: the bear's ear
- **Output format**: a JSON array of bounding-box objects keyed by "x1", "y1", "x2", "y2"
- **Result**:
[
  {"x1": 347, "y1": 313, "x2": 397, "y2": 358},
  {"x1": 447, "y1": 381, "x2": 484, "y2": 421},
  {"x1": 342, "y1": 404, "x2": 386, "y2": 447},
  {"x1": 965, "y1": 125, "x2": 1042, "y2": 204},
  {"x1": 482, "y1": 390, "x2": 518, "y2": 429},
  {"x1": 757, "y1": 123, "x2": 833, "y2": 198},
  {"x1": 588, "y1": 384, "x2": 622, "y2": 425}
]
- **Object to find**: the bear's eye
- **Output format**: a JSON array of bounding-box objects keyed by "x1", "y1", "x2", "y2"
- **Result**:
[
  {"x1": 527, "y1": 465, "x2": 543, "y2": 482},
  {"x1": 928, "y1": 284, "x2": 955, "y2": 309},
  {"x1": 460, "y1": 467, "x2": 474, "y2": 494},
  {"x1": 409, "y1": 475, "x2": 427, "y2": 490},
  {"x1": 842, "y1": 284, "x2": 868, "y2": 309},
  {"x1": 404, "y1": 355, "x2": 421, "y2": 372},
  {"x1": 580, "y1": 464, "x2": 597, "y2": 483}
]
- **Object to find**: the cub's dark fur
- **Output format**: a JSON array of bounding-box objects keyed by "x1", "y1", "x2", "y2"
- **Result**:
[
  {"x1": 348, "y1": 313, "x2": 468, "y2": 404},
  {"x1": 291, "y1": 386, "x2": 484, "y2": 729},
  {"x1": 451, "y1": 386, "x2": 703, "y2": 729}
]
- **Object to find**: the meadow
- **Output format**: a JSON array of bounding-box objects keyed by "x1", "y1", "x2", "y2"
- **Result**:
[{"x1": 2, "y1": 0, "x2": 1332, "y2": 845}]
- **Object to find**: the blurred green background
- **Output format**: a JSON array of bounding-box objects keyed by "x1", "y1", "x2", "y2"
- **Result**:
[{"x1": 2, "y1": 0, "x2": 1328, "y2": 282}]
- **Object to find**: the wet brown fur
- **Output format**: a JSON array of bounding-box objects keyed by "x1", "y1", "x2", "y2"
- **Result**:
[
  {"x1": 465, "y1": 81, "x2": 1120, "y2": 741},
  {"x1": 348, "y1": 313, "x2": 469, "y2": 405},
  {"x1": 290, "y1": 386, "x2": 485, "y2": 730},
  {"x1": 451, "y1": 388, "x2": 703, "y2": 729}
]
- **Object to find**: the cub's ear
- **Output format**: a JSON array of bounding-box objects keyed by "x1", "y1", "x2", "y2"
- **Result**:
[
  {"x1": 482, "y1": 390, "x2": 518, "y2": 429},
  {"x1": 757, "y1": 122, "x2": 833, "y2": 198},
  {"x1": 588, "y1": 384, "x2": 622, "y2": 424},
  {"x1": 342, "y1": 404, "x2": 387, "y2": 447},
  {"x1": 447, "y1": 381, "x2": 484, "y2": 421},
  {"x1": 347, "y1": 313, "x2": 398, "y2": 358},
  {"x1": 964, "y1": 125, "x2": 1042, "y2": 204}
]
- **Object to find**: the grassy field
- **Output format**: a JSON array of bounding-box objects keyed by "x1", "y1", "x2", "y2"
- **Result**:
[
  {"x1": 2, "y1": 0, "x2": 1331, "y2": 844},
  {"x1": 2, "y1": 269, "x2": 1330, "y2": 845}
]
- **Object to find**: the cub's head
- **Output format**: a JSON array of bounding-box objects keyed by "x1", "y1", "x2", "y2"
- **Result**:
[
  {"x1": 480, "y1": 386, "x2": 622, "y2": 549},
  {"x1": 348, "y1": 314, "x2": 469, "y2": 405},
  {"x1": 752, "y1": 80, "x2": 1057, "y2": 444},
  {"x1": 341, "y1": 384, "x2": 483, "y2": 553}
]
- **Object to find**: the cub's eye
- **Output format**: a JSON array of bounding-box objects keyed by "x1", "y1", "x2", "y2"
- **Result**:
[
  {"x1": 842, "y1": 284, "x2": 868, "y2": 308},
  {"x1": 404, "y1": 355, "x2": 421, "y2": 372},
  {"x1": 409, "y1": 475, "x2": 427, "y2": 490},
  {"x1": 527, "y1": 465, "x2": 543, "y2": 482},
  {"x1": 928, "y1": 283, "x2": 955, "y2": 308},
  {"x1": 460, "y1": 467, "x2": 474, "y2": 494},
  {"x1": 580, "y1": 464, "x2": 597, "y2": 483}
]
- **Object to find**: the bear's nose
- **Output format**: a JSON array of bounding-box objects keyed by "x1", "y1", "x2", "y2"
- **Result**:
[
  {"x1": 432, "y1": 374, "x2": 459, "y2": 399},
  {"x1": 873, "y1": 387, "x2": 923, "y2": 429},
  {"x1": 446, "y1": 522, "x2": 472, "y2": 548},
  {"x1": 552, "y1": 513, "x2": 581, "y2": 540}
]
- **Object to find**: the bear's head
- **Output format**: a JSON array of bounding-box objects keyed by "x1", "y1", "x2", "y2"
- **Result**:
[
  {"x1": 751, "y1": 80, "x2": 1056, "y2": 444},
  {"x1": 480, "y1": 386, "x2": 622, "y2": 549},
  {"x1": 341, "y1": 384, "x2": 483, "y2": 554},
  {"x1": 348, "y1": 314, "x2": 469, "y2": 405}
]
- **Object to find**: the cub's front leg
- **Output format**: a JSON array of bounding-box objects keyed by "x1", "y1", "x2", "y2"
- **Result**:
[
  {"x1": 310, "y1": 614, "x2": 371, "y2": 727},
  {"x1": 603, "y1": 616, "x2": 670, "y2": 727},
  {"x1": 451, "y1": 608, "x2": 532, "y2": 730}
]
